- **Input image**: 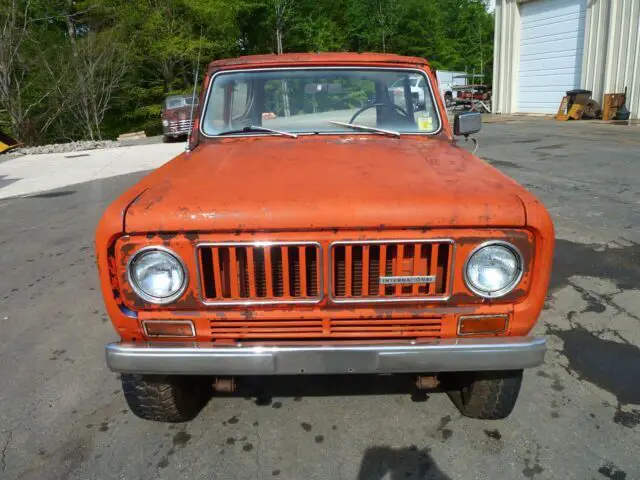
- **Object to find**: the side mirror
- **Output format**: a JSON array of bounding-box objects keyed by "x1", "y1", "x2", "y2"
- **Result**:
[{"x1": 454, "y1": 112, "x2": 482, "y2": 136}]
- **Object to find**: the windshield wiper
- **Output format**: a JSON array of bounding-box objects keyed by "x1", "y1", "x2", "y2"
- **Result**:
[
  {"x1": 217, "y1": 125, "x2": 298, "y2": 138},
  {"x1": 328, "y1": 121, "x2": 401, "y2": 138}
]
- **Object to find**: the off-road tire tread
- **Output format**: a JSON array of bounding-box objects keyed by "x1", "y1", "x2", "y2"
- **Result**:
[
  {"x1": 449, "y1": 370, "x2": 523, "y2": 420},
  {"x1": 121, "y1": 374, "x2": 209, "y2": 422}
]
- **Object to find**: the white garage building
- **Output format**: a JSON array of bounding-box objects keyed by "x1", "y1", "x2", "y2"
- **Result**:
[{"x1": 492, "y1": 0, "x2": 640, "y2": 119}]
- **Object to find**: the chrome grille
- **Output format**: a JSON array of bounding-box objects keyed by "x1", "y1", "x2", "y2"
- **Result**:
[
  {"x1": 168, "y1": 119, "x2": 193, "y2": 133},
  {"x1": 330, "y1": 240, "x2": 454, "y2": 303},
  {"x1": 197, "y1": 242, "x2": 322, "y2": 305}
]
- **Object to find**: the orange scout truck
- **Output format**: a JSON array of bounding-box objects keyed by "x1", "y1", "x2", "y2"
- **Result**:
[{"x1": 97, "y1": 53, "x2": 554, "y2": 422}]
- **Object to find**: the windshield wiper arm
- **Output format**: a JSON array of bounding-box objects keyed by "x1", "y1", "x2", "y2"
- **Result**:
[
  {"x1": 217, "y1": 125, "x2": 298, "y2": 138},
  {"x1": 328, "y1": 121, "x2": 400, "y2": 138}
]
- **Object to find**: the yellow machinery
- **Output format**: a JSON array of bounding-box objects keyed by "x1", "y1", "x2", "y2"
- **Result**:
[{"x1": 0, "y1": 130, "x2": 20, "y2": 154}]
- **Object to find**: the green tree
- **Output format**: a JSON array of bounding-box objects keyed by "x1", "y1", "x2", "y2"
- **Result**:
[{"x1": 1, "y1": 0, "x2": 495, "y2": 144}]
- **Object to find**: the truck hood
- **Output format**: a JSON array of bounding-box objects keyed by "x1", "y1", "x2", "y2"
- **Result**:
[{"x1": 125, "y1": 136, "x2": 526, "y2": 232}]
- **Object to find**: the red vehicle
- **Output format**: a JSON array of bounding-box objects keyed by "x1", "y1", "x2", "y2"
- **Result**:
[
  {"x1": 455, "y1": 85, "x2": 492, "y2": 103},
  {"x1": 97, "y1": 53, "x2": 554, "y2": 423},
  {"x1": 161, "y1": 94, "x2": 198, "y2": 142}
]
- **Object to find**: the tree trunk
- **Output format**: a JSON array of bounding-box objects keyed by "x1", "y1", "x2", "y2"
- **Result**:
[
  {"x1": 66, "y1": 0, "x2": 78, "y2": 54},
  {"x1": 280, "y1": 78, "x2": 291, "y2": 117},
  {"x1": 93, "y1": 109, "x2": 102, "y2": 140},
  {"x1": 276, "y1": 28, "x2": 283, "y2": 55},
  {"x1": 277, "y1": 28, "x2": 291, "y2": 117}
]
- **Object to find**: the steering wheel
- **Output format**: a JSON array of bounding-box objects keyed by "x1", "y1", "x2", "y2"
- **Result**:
[{"x1": 350, "y1": 102, "x2": 412, "y2": 124}]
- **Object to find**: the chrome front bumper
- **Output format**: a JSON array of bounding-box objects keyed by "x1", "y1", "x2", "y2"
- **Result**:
[
  {"x1": 106, "y1": 337, "x2": 546, "y2": 375},
  {"x1": 163, "y1": 123, "x2": 192, "y2": 136},
  {"x1": 163, "y1": 129, "x2": 190, "y2": 137}
]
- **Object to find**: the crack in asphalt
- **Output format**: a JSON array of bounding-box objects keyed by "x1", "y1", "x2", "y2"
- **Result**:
[
  {"x1": 254, "y1": 418, "x2": 263, "y2": 480},
  {"x1": 1, "y1": 430, "x2": 13, "y2": 473},
  {"x1": 568, "y1": 281, "x2": 640, "y2": 325},
  {"x1": 590, "y1": 325, "x2": 633, "y2": 346}
]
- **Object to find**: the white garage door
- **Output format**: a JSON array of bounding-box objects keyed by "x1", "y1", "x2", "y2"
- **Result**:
[{"x1": 518, "y1": 0, "x2": 586, "y2": 113}]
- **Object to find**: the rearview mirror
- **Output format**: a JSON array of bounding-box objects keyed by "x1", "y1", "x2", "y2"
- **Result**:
[
  {"x1": 304, "y1": 83, "x2": 344, "y2": 94},
  {"x1": 454, "y1": 112, "x2": 482, "y2": 136}
]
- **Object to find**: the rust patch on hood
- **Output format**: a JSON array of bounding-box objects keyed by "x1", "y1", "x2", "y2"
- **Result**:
[{"x1": 124, "y1": 136, "x2": 527, "y2": 233}]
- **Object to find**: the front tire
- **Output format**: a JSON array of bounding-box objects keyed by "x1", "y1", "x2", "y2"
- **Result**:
[
  {"x1": 121, "y1": 374, "x2": 210, "y2": 422},
  {"x1": 446, "y1": 370, "x2": 523, "y2": 420}
]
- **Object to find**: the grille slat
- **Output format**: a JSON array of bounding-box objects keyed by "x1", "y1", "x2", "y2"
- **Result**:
[
  {"x1": 264, "y1": 247, "x2": 274, "y2": 298},
  {"x1": 412, "y1": 244, "x2": 422, "y2": 295},
  {"x1": 228, "y1": 248, "x2": 239, "y2": 298},
  {"x1": 210, "y1": 316, "x2": 442, "y2": 340},
  {"x1": 362, "y1": 246, "x2": 370, "y2": 297},
  {"x1": 167, "y1": 119, "x2": 194, "y2": 133},
  {"x1": 281, "y1": 247, "x2": 290, "y2": 297},
  {"x1": 345, "y1": 245, "x2": 352, "y2": 297},
  {"x1": 299, "y1": 246, "x2": 307, "y2": 297},
  {"x1": 351, "y1": 246, "x2": 363, "y2": 296},
  {"x1": 199, "y1": 243, "x2": 321, "y2": 304},
  {"x1": 429, "y1": 243, "x2": 439, "y2": 295},
  {"x1": 331, "y1": 240, "x2": 453, "y2": 302},
  {"x1": 378, "y1": 245, "x2": 387, "y2": 296},
  {"x1": 212, "y1": 248, "x2": 224, "y2": 298},
  {"x1": 271, "y1": 247, "x2": 285, "y2": 297},
  {"x1": 306, "y1": 246, "x2": 318, "y2": 297},
  {"x1": 395, "y1": 244, "x2": 404, "y2": 296},
  {"x1": 368, "y1": 246, "x2": 380, "y2": 296},
  {"x1": 246, "y1": 247, "x2": 257, "y2": 298}
]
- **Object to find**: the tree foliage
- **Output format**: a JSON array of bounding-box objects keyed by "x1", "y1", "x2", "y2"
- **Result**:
[{"x1": 0, "y1": 0, "x2": 493, "y2": 144}]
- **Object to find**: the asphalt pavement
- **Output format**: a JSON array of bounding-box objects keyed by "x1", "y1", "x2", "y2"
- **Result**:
[{"x1": 0, "y1": 119, "x2": 638, "y2": 480}]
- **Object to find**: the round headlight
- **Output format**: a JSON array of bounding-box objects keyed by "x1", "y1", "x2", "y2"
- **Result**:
[
  {"x1": 128, "y1": 247, "x2": 187, "y2": 304},
  {"x1": 162, "y1": 119, "x2": 170, "y2": 127},
  {"x1": 464, "y1": 242, "x2": 523, "y2": 298}
]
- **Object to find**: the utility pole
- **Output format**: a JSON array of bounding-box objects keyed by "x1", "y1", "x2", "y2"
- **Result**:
[
  {"x1": 274, "y1": 0, "x2": 291, "y2": 117},
  {"x1": 479, "y1": 20, "x2": 483, "y2": 78}
]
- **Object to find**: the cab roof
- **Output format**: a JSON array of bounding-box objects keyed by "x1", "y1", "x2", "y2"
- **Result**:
[{"x1": 207, "y1": 52, "x2": 430, "y2": 72}]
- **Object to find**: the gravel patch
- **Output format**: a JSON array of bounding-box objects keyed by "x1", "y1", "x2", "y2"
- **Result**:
[
  {"x1": 2, "y1": 136, "x2": 165, "y2": 159},
  {"x1": 6, "y1": 140, "x2": 120, "y2": 157}
]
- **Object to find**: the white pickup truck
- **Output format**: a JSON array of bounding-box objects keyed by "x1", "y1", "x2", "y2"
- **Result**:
[
  {"x1": 436, "y1": 70, "x2": 467, "y2": 107},
  {"x1": 387, "y1": 76, "x2": 429, "y2": 110}
]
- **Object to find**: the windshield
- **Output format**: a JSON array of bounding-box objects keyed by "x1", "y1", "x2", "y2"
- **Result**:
[
  {"x1": 166, "y1": 96, "x2": 198, "y2": 109},
  {"x1": 201, "y1": 68, "x2": 440, "y2": 136}
]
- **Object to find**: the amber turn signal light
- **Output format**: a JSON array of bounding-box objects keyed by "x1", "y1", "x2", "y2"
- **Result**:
[
  {"x1": 142, "y1": 320, "x2": 195, "y2": 337},
  {"x1": 458, "y1": 315, "x2": 508, "y2": 335}
]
